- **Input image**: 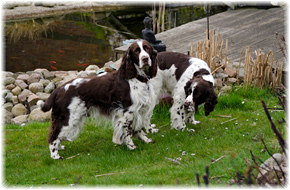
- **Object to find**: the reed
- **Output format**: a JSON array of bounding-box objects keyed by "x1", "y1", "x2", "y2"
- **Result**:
[
  {"x1": 243, "y1": 48, "x2": 284, "y2": 90},
  {"x1": 191, "y1": 30, "x2": 227, "y2": 73}
]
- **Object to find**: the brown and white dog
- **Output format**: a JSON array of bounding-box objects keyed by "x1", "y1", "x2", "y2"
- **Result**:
[
  {"x1": 38, "y1": 40, "x2": 158, "y2": 159},
  {"x1": 151, "y1": 52, "x2": 218, "y2": 131}
]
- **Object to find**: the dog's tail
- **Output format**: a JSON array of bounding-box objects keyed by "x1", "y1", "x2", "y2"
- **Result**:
[{"x1": 37, "y1": 88, "x2": 60, "y2": 112}]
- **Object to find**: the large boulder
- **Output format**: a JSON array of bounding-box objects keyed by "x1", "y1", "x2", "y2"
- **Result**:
[
  {"x1": 11, "y1": 103, "x2": 27, "y2": 117},
  {"x1": 29, "y1": 108, "x2": 51, "y2": 122},
  {"x1": 11, "y1": 115, "x2": 29, "y2": 125},
  {"x1": 29, "y1": 82, "x2": 44, "y2": 94}
]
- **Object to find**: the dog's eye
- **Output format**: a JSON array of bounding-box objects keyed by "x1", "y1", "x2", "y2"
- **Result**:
[
  {"x1": 135, "y1": 48, "x2": 140, "y2": 53},
  {"x1": 143, "y1": 46, "x2": 149, "y2": 51}
]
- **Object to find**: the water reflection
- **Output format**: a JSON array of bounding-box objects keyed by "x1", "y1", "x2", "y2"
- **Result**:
[{"x1": 4, "y1": 5, "x2": 226, "y2": 72}]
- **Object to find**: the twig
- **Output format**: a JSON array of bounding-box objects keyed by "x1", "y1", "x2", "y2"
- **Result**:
[
  {"x1": 221, "y1": 118, "x2": 237, "y2": 125},
  {"x1": 211, "y1": 64, "x2": 224, "y2": 75},
  {"x1": 66, "y1": 155, "x2": 76, "y2": 160},
  {"x1": 211, "y1": 156, "x2": 225, "y2": 164},
  {"x1": 93, "y1": 138, "x2": 106, "y2": 146},
  {"x1": 214, "y1": 115, "x2": 231, "y2": 118},
  {"x1": 165, "y1": 157, "x2": 181, "y2": 165},
  {"x1": 196, "y1": 173, "x2": 200, "y2": 187},
  {"x1": 95, "y1": 172, "x2": 125, "y2": 178},
  {"x1": 261, "y1": 100, "x2": 286, "y2": 156}
]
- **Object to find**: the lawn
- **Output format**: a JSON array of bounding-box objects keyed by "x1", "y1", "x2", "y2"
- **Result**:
[{"x1": 3, "y1": 86, "x2": 286, "y2": 187}]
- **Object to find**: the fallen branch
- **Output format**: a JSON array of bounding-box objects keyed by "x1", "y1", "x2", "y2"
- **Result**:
[
  {"x1": 165, "y1": 157, "x2": 181, "y2": 165},
  {"x1": 66, "y1": 155, "x2": 76, "y2": 160},
  {"x1": 95, "y1": 172, "x2": 125, "y2": 178},
  {"x1": 214, "y1": 115, "x2": 232, "y2": 118},
  {"x1": 221, "y1": 118, "x2": 237, "y2": 125},
  {"x1": 211, "y1": 156, "x2": 225, "y2": 164}
]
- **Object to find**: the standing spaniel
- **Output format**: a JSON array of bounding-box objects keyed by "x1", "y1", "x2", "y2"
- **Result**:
[
  {"x1": 39, "y1": 40, "x2": 158, "y2": 159},
  {"x1": 151, "y1": 52, "x2": 218, "y2": 131}
]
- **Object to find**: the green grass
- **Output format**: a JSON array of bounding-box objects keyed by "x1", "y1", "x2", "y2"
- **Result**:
[{"x1": 3, "y1": 86, "x2": 286, "y2": 187}]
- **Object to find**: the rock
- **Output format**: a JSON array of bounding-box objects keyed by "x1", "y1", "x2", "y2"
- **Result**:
[
  {"x1": 11, "y1": 115, "x2": 29, "y2": 125},
  {"x1": 34, "y1": 68, "x2": 49, "y2": 74},
  {"x1": 214, "y1": 78, "x2": 223, "y2": 88},
  {"x1": 51, "y1": 76, "x2": 63, "y2": 84},
  {"x1": 227, "y1": 78, "x2": 238, "y2": 84},
  {"x1": 5, "y1": 92, "x2": 14, "y2": 103},
  {"x1": 112, "y1": 58, "x2": 122, "y2": 69},
  {"x1": 44, "y1": 82, "x2": 55, "y2": 93},
  {"x1": 15, "y1": 79, "x2": 28, "y2": 89},
  {"x1": 86, "y1": 70, "x2": 97, "y2": 76},
  {"x1": 215, "y1": 73, "x2": 228, "y2": 78},
  {"x1": 11, "y1": 86, "x2": 22, "y2": 96},
  {"x1": 5, "y1": 84, "x2": 16, "y2": 90},
  {"x1": 27, "y1": 73, "x2": 41, "y2": 84},
  {"x1": 257, "y1": 153, "x2": 287, "y2": 185},
  {"x1": 39, "y1": 79, "x2": 50, "y2": 87},
  {"x1": 3, "y1": 109, "x2": 13, "y2": 124},
  {"x1": 224, "y1": 67, "x2": 237, "y2": 78},
  {"x1": 16, "y1": 74, "x2": 30, "y2": 82},
  {"x1": 85, "y1": 65, "x2": 99, "y2": 71},
  {"x1": 77, "y1": 71, "x2": 88, "y2": 78},
  {"x1": 43, "y1": 71, "x2": 55, "y2": 80},
  {"x1": 36, "y1": 92, "x2": 50, "y2": 101},
  {"x1": 11, "y1": 103, "x2": 28, "y2": 117},
  {"x1": 3, "y1": 102, "x2": 14, "y2": 112},
  {"x1": 220, "y1": 85, "x2": 232, "y2": 93},
  {"x1": 3, "y1": 77, "x2": 15, "y2": 86},
  {"x1": 29, "y1": 108, "x2": 51, "y2": 122},
  {"x1": 18, "y1": 89, "x2": 33, "y2": 103},
  {"x1": 27, "y1": 94, "x2": 41, "y2": 107},
  {"x1": 103, "y1": 61, "x2": 114, "y2": 68},
  {"x1": 2, "y1": 71, "x2": 14, "y2": 78},
  {"x1": 29, "y1": 82, "x2": 44, "y2": 94},
  {"x1": 12, "y1": 96, "x2": 19, "y2": 105},
  {"x1": 2, "y1": 89, "x2": 10, "y2": 97}
]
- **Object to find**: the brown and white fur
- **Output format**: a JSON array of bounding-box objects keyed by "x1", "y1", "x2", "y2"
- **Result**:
[
  {"x1": 151, "y1": 52, "x2": 218, "y2": 131},
  {"x1": 38, "y1": 40, "x2": 158, "y2": 159}
]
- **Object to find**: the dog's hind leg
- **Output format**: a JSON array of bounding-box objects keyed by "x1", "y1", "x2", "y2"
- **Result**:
[
  {"x1": 49, "y1": 139, "x2": 64, "y2": 160},
  {"x1": 134, "y1": 129, "x2": 153, "y2": 144}
]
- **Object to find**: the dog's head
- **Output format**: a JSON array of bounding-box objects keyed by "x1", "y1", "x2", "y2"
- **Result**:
[
  {"x1": 118, "y1": 40, "x2": 158, "y2": 80},
  {"x1": 184, "y1": 76, "x2": 218, "y2": 116}
]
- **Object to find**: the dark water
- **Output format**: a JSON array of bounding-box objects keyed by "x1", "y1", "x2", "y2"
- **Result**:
[{"x1": 4, "y1": 5, "x2": 227, "y2": 72}]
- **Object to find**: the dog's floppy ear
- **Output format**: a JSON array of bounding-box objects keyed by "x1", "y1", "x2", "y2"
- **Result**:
[
  {"x1": 149, "y1": 49, "x2": 158, "y2": 78},
  {"x1": 184, "y1": 79, "x2": 192, "y2": 97},
  {"x1": 118, "y1": 46, "x2": 137, "y2": 79},
  {"x1": 204, "y1": 88, "x2": 218, "y2": 116}
]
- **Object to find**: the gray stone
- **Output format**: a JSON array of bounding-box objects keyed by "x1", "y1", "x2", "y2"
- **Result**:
[
  {"x1": 16, "y1": 74, "x2": 30, "y2": 82},
  {"x1": 39, "y1": 79, "x2": 50, "y2": 87},
  {"x1": 224, "y1": 67, "x2": 237, "y2": 78},
  {"x1": 85, "y1": 65, "x2": 99, "y2": 71},
  {"x1": 3, "y1": 77, "x2": 15, "y2": 86},
  {"x1": 3, "y1": 109, "x2": 13, "y2": 124},
  {"x1": 15, "y1": 79, "x2": 28, "y2": 89},
  {"x1": 5, "y1": 92, "x2": 14, "y2": 103},
  {"x1": 5, "y1": 84, "x2": 16, "y2": 90},
  {"x1": 27, "y1": 94, "x2": 41, "y2": 107},
  {"x1": 3, "y1": 102, "x2": 14, "y2": 112},
  {"x1": 29, "y1": 82, "x2": 44, "y2": 94},
  {"x1": 18, "y1": 89, "x2": 33, "y2": 103},
  {"x1": 214, "y1": 78, "x2": 223, "y2": 88},
  {"x1": 27, "y1": 73, "x2": 41, "y2": 84},
  {"x1": 11, "y1": 86, "x2": 22, "y2": 96},
  {"x1": 227, "y1": 78, "x2": 238, "y2": 84},
  {"x1": 43, "y1": 71, "x2": 55, "y2": 80},
  {"x1": 11, "y1": 115, "x2": 29, "y2": 125},
  {"x1": 36, "y1": 92, "x2": 50, "y2": 101},
  {"x1": 12, "y1": 96, "x2": 19, "y2": 105},
  {"x1": 34, "y1": 68, "x2": 49, "y2": 74},
  {"x1": 2, "y1": 71, "x2": 14, "y2": 78},
  {"x1": 11, "y1": 103, "x2": 28, "y2": 117},
  {"x1": 29, "y1": 108, "x2": 51, "y2": 122},
  {"x1": 44, "y1": 82, "x2": 55, "y2": 93},
  {"x1": 220, "y1": 85, "x2": 232, "y2": 93}
]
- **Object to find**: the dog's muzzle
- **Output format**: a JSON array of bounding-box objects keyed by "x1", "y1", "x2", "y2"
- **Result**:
[{"x1": 184, "y1": 101, "x2": 195, "y2": 112}]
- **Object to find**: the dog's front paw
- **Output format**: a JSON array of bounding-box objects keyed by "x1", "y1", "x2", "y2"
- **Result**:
[
  {"x1": 147, "y1": 124, "x2": 159, "y2": 133},
  {"x1": 192, "y1": 120, "x2": 200, "y2": 125},
  {"x1": 127, "y1": 144, "x2": 137, "y2": 150},
  {"x1": 58, "y1": 145, "x2": 66, "y2": 150}
]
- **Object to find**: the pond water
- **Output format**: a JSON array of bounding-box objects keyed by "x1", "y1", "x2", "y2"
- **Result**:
[{"x1": 4, "y1": 4, "x2": 227, "y2": 72}]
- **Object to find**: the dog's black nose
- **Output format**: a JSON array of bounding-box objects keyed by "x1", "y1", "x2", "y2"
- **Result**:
[{"x1": 142, "y1": 57, "x2": 149, "y2": 64}]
